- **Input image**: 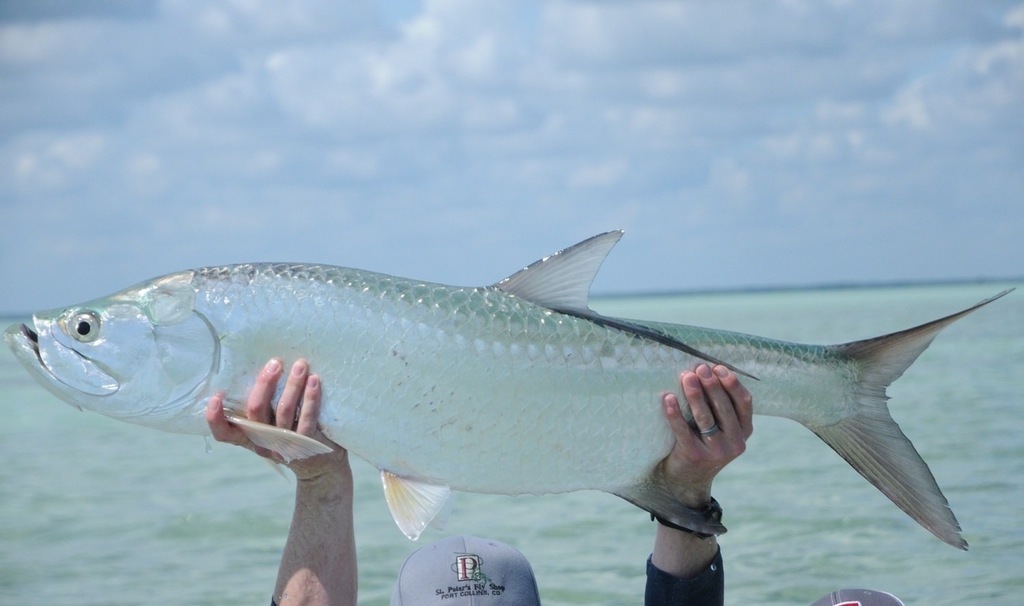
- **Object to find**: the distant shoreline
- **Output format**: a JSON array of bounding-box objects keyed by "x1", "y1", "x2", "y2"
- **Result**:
[{"x1": 592, "y1": 276, "x2": 1021, "y2": 300}]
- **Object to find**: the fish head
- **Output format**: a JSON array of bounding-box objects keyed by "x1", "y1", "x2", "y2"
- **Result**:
[{"x1": 5, "y1": 272, "x2": 219, "y2": 434}]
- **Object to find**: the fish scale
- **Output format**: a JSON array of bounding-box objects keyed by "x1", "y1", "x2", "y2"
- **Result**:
[{"x1": 5, "y1": 231, "x2": 1012, "y2": 547}]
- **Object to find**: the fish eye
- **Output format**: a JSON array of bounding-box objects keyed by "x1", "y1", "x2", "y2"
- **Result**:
[{"x1": 67, "y1": 311, "x2": 101, "y2": 343}]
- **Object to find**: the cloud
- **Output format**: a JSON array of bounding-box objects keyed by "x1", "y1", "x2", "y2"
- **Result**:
[{"x1": 1, "y1": 0, "x2": 1022, "y2": 312}]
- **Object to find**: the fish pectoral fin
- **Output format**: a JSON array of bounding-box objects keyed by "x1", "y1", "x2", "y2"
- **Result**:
[
  {"x1": 222, "y1": 410, "x2": 334, "y2": 463},
  {"x1": 381, "y1": 470, "x2": 452, "y2": 541}
]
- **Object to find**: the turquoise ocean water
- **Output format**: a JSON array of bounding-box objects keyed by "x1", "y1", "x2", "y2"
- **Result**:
[{"x1": 1, "y1": 283, "x2": 1021, "y2": 605}]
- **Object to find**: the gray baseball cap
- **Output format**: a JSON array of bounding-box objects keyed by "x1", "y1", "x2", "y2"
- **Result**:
[
  {"x1": 391, "y1": 535, "x2": 542, "y2": 605},
  {"x1": 810, "y1": 588, "x2": 905, "y2": 606}
]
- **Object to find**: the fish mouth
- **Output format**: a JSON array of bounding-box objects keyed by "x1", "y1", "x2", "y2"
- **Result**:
[
  {"x1": 5, "y1": 322, "x2": 41, "y2": 361},
  {"x1": 5, "y1": 320, "x2": 118, "y2": 398},
  {"x1": 18, "y1": 323, "x2": 42, "y2": 360}
]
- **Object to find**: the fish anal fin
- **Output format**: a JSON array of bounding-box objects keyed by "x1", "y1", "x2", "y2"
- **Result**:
[
  {"x1": 613, "y1": 468, "x2": 728, "y2": 537},
  {"x1": 222, "y1": 410, "x2": 334, "y2": 463},
  {"x1": 381, "y1": 470, "x2": 452, "y2": 540}
]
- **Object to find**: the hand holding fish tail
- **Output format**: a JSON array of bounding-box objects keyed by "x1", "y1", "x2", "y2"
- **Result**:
[
  {"x1": 650, "y1": 364, "x2": 753, "y2": 582},
  {"x1": 658, "y1": 364, "x2": 752, "y2": 507}
]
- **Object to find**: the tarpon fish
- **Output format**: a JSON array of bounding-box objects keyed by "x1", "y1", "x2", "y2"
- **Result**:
[{"x1": 5, "y1": 231, "x2": 1010, "y2": 549}]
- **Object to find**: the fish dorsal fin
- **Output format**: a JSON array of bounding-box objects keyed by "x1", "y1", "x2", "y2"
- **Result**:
[
  {"x1": 494, "y1": 231, "x2": 623, "y2": 313},
  {"x1": 222, "y1": 409, "x2": 334, "y2": 462},
  {"x1": 495, "y1": 230, "x2": 758, "y2": 380},
  {"x1": 381, "y1": 470, "x2": 452, "y2": 540}
]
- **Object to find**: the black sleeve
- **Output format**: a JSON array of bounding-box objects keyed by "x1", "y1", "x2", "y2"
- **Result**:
[{"x1": 644, "y1": 547, "x2": 724, "y2": 606}]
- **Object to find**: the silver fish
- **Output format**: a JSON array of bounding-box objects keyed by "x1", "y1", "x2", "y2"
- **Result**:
[{"x1": 5, "y1": 231, "x2": 1011, "y2": 548}]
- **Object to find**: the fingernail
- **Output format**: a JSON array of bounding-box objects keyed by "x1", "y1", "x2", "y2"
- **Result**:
[
  {"x1": 307, "y1": 374, "x2": 319, "y2": 389},
  {"x1": 697, "y1": 364, "x2": 713, "y2": 378},
  {"x1": 291, "y1": 360, "x2": 307, "y2": 377},
  {"x1": 714, "y1": 365, "x2": 729, "y2": 378},
  {"x1": 264, "y1": 359, "x2": 281, "y2": 374}
]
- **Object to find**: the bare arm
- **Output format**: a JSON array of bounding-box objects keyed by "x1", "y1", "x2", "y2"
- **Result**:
[{"x1": 206, "y1": 359, "x2": 357, "y2": 606}]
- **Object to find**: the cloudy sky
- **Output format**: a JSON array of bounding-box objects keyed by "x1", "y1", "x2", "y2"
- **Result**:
[{"x1": 2, "y1": 0, "x2": 1022, "y2": 314}]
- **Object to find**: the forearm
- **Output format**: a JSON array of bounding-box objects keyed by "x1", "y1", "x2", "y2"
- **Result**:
[
  {"x1": 650, "y1": 475, "x2": 719, "y2": 579},
  {"x1": 647, "y1": 531, "x2": 723, "y2": 606},
  {"x1": 274, "y1": 463, "x2": 357, "y2": 606},
  {"x1": 651, "y1": 524, "x2": 718, "y2": 579},
  {"x1": 648, "y1": 485, "x2": 724, "y2": 605},
  {"x1": 643, "y1": 364, "x2": 749, "y2": 605}
]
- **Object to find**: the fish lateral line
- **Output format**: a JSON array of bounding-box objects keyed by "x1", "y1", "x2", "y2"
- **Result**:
[
  {"x1": 488, "y1": 230, "x2": 757, "y2": 379},
  {"x1": 553, "y1": 307, "x2": 760, "y2": 380}
]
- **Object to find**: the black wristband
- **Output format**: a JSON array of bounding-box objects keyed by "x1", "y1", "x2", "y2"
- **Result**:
[{"x1": 651, "y1": 497, "x2": 723, "y2": 539}]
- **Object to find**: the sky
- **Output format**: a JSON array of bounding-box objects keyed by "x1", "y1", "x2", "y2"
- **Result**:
[{"x1": 2, "y1": 0, "x2": 1022, "y2": 315}]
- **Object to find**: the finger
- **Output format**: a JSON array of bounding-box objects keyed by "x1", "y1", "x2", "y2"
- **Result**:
[
  {"x1": 206, "y1": 393, "x2": 248, "y2": 446},
  {"x1": 715, "y1": 365, "x2": 754, "y2": 440},
  {"x1": 663, "y1": 391, "x2": 696, "y2": 442},
  {"x1": 696, "y1": 364, "x2": 740, "y2": 436},
  {"x1": 295, "y1": 374, "x2": 321, "y2": 436},
  {"x1": 276, "y1": 359, "x2": 309, "y2": 429},
  {"x1": 662, "y1": 391, "x2": 705, "y2": 462},
  {"x1": 682, "y1": 368, "x2": 717, "y2": 433},
  {"x1": 247, "y1": 358, "x2": 283, "y2": 424}
]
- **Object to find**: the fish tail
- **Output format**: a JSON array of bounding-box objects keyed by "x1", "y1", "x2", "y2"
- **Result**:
[{"x1": 814, "y1": 289, "x2": 1012, "y2": 550}]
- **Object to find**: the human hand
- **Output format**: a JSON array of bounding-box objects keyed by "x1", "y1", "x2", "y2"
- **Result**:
[
  {"x1": 205, "y1": 358, "x2": 348, "y2": 481},
  {"x1": 657, "y1": 363, "x2": 753, "y2": 507}
]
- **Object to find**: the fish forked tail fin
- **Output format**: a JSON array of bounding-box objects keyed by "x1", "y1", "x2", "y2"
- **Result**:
[{"x1": 815, "y1": 289, "x2": 1013, "y2": 550}]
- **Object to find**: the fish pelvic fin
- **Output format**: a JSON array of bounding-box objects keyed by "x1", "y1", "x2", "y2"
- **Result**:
[
  {"x1": 613, "y1": 467, "x2": 728, "y2": 538},
  {"x1": 818, "y1": 289, "x2": 1012, "y2": 550},
  {"x1": 381, "y1": 471, "x2": 452, "y2": 540}
]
